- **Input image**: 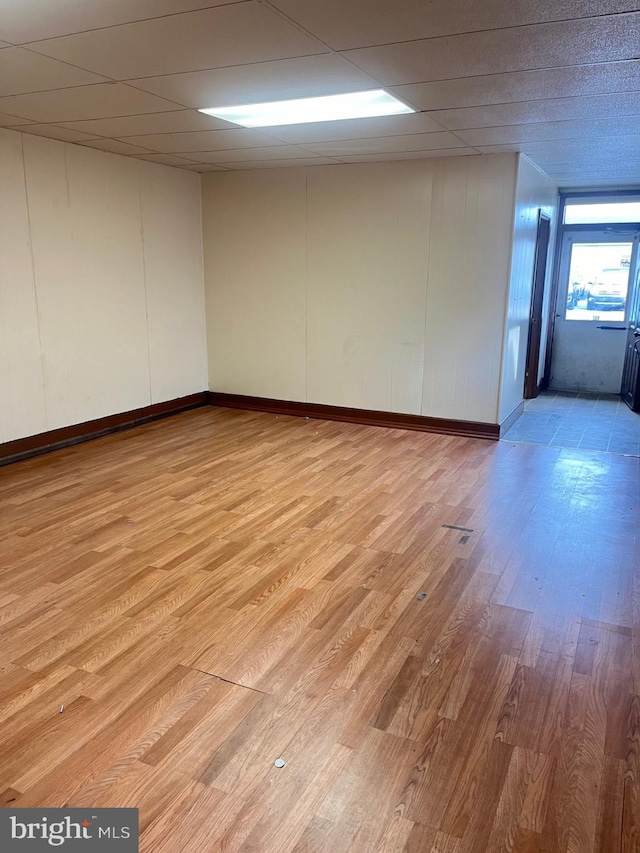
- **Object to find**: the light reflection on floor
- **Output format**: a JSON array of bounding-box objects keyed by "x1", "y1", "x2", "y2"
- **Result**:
[{"x1": 502, "y1": 391, "x2": 640, "y2": 456}]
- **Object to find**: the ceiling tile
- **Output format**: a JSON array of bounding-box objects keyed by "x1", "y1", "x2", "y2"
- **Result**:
[
  {"x1": 343, "y1": 14, "x2": 640, "y2": 85},
  {"x1": 262, "y1": 112, "x2": 448, "y2": 144},
  {"x1": 334, "y1": 149, "x2": 479, "y2": 161},
  {"x1": 391, "y1": 60, "x2": 640, "y2": 111},
  {"x1": 457, "y1": 116, "x2": 640, "y2": 146},
  {"x1": 222, "y1": 157, "x2": 343, "y2": 169},
  {"x1": 133, "y1": 152, "x2": 202, "y2": 166},
  {"x1": 80, "y1": 138, "x2": 159, "y2": 155},
  {"x1": 269, "y1": 0, "x2": 639, "y2": 50},
  {"x1": 561, "y1": 183, "x2": 639, "y2": 188},
  {"x1": 126, "y1": 54, "x2": 379, "y2": 109},
  {"x1": 552, "y1": 172, "x2": 636, "y2": 179},
  {"x1": 301, "y1": 132, "x2": 468, "y2": 156},
  {"x1": 553, "y1": 172, "x2": 640, "y2": 183},
  {"x1": 10, "y1": 123, "x2": 100, "y2": 142},
  {"x1": 543, "y1": 149, "x2": 640, "y2": 166},
  {"x1": 0, "y1": 83, "x2": 181, "y2": 123},
  {"x1": 0, "y1": 0, "x2": 244, "y2": 44},
  {"x1": 178, "y1": 163, "x2": 230, "y2": 171},
  {"x1": 57, "y1": 109, "x2": 231, "y2": 137},
  {"x1": 550, "y1": 174, "x2": 640, "y2": 187},
  {"x1": 477, "y1": 135, "x2": 640, "y2": 161},
  {"x1": 543, "y1": 156, "x2": 640, "y2": 167},
  {"x1": 0, "y1": 46, "x2": 108, "y2": 96},
  {"x1": 0, "y1": 111, "x2": 32, "y2": 126},
  {"x1": 187, "y1": 145, "x2": 319, "y2": 163},
  {"x1": 539, "y1": 136, "x2": 640, "y2": 158},
  {"x1": 434, "y1": 92, "x2": 640, "y2": 130},
  {"x1": 25, "y1": 3, "x2": 326, "y2": 80},
  {"x1": 552, "y1": 176, "x2": 640, "y2": 188},
  {"x1": 118, "y1": 128, "x2": 283, "y2": 153}
]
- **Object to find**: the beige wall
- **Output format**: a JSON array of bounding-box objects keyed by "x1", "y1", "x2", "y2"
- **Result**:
[
  {"x1": 499, "y1": 155, "x2": 558, "y2": 423},
  {"x1": 0, "y1": 129, "x2": 207, "y2": 444},
  {"x1": 203, "y1": 153, "x2": 518, "y2": 425}
]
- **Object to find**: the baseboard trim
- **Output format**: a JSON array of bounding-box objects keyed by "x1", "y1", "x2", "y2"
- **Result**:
[
  {"x1": 0, "y1": 392, "x2": 207, "y2": 467},
  {"x1": 499, "y1": 401, "x2": 525, "y2": 437},
  {"x1": 0, "y1": 390, "x2": 501, "y2": 467},
  {"x1": 207, "y1": 392, "x2": 500, "y2": 440}
]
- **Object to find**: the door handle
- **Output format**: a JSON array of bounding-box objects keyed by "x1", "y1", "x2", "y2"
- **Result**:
[{"x1": 596, "y1": 325, "x2": 627, "y2": 330}]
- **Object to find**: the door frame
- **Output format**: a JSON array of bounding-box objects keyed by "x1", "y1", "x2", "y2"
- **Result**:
[
  {"x1": 524, "y1": 210, "x2": 551, "y2": 398},
  {"x1": 621, "y1": 257, "x2": 640, "y2": 410},
  {"x1": 542, "y1": 189, "x2": 640, "y2": 389}
]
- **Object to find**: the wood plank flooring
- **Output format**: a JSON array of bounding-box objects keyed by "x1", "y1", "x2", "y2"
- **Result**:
[{"x1": 0, "y1": 406, "x2": 638, "y2": 852}]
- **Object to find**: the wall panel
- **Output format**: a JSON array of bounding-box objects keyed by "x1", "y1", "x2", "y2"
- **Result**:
[
  {"x1": 0, "y1": 131, "x2": 46, "y2": 443},
  {"x1": 140, "y1": 161, "x2": 207, "y2": 402},
  {"x1": 203, "y1": 168, "x2": 307, "y2": 402},
  {"x1": 423, "y1": 154, "x2": 517, "y2": 423},
  {"x1": 24, "y1": 136, "x2": 150, "y2": 429},
  {"x1": 0, "y1": 128, "x2": 207, "y2": 442},
  {"x1": 203, "y1": 153, "x2": 519, "y2": 426},
  {"x1": 306, "y1": 161, "x2": 431, "y2": 413},
  {"x1": 499, "y1": 154, "x2": 557, "y2": 422}
]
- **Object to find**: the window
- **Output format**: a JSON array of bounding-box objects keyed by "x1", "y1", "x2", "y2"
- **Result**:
[
  {"x1": 564, "y1": 199, "x2": 640, "y2": 225},
  {"x1": 564, "y1": 241, "x2": 631, "y2": 322}
]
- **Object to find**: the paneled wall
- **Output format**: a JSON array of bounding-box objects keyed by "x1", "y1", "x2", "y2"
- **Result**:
[
  {"x1": 202, "y1": 168, "x2": 308, "y2": 403},
  {"x1": 0, "y1": 129, "x2": 207, "y2": 444},
  {"x1": 203, "y1": 153, "x2": 518, "y2": 425},
  {"x1": 499, "y1": 155, "x2": 558, "y2": 423},
  {"x1": 305, "y1": 161, "x2": 432, "y2": 414},
  {"x1": 424, "y1": 154, "x2": 517, "y2": 423}
]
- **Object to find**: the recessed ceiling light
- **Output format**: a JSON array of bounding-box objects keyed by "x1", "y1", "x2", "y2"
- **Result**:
[{"x1": 198, "y1": 90, "x2": 414, "y2": 128}]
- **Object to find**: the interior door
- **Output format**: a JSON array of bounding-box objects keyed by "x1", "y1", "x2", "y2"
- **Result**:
[
  {"x1": 621, "y1": 258, "x2": 640, "y2": 410},
  {"x1": 524, "y1": 212, "x2": 551, "y2": 399},
  {"x1": 550, "y1": 229, "x2": 639, "y2": 394}
]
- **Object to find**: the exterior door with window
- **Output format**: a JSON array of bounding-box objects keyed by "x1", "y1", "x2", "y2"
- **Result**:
[
  {"x1": 550, "y1": 230, "x2": 639, "y2": 394},
  {"x1": 621, "y1": 258, "x2": 640, "y2": 410}
]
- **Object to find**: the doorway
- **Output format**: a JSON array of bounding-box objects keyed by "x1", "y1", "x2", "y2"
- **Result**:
[
  {"x1": 547, "y1": 195, "x2": 640, "y2": 396},
  {"x1": 550, "y1": 231, "x2": 638, "y2": 393}
]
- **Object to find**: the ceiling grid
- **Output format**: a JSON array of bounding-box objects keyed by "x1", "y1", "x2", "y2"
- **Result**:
[{"x1": 0, "y1": 0, "x2": 637, "y2": 184}]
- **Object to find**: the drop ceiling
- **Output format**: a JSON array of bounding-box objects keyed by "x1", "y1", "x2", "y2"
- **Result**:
[{"x1": 1, "y1": 0, "x2": 639, "y2": 186}]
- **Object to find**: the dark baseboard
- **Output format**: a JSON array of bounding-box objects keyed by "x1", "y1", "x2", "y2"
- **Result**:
[
  {"x1": 0, "y1": 392, "x2": 207, "y2": 467},
  {"x1": 499, "y1": 401, "x2": 525, "y2": 437},
  {"x1": 207, "y1": 392, "x2": 500, "y2": 440},
  {"x1": 0, "y1": 389, "x2": 501, "y2": 468}
]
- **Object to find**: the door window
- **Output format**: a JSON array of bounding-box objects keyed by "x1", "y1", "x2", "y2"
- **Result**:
[{"x1": 564, "y1": 241, "x2": 632, "y2": 322}]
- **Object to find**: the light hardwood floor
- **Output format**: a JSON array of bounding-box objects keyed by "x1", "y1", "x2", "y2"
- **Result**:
[{"x1": 0, "y1": 407, "x2": 638, "y2": 852}]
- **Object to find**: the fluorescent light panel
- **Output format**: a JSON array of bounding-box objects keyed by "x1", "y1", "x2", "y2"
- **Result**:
[{"x1": 198, "y1": 89, "x2": 414, "y2": 127}]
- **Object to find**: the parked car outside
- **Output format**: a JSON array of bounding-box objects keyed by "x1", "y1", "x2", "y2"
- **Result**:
[{"x1": 586, "y1": 268, "x2": 627, "y2": 311}]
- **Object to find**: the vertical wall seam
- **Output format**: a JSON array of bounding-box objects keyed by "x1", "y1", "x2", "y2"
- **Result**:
[
  {"x1": 21, "y1": 133, "x2": 49, "y2": 430},
  {"x1": 420, "y1": 163, "x2": 434, "y2": 418},
  {"x1": 137, "y1": 164, "x2": 153, "y2": 405},
  {"x1": 196, "y1": 173, "x2": 209, "y2": 391},
  {"x1": 304, "y1": 168, "x2": 309, "y2": 403}
]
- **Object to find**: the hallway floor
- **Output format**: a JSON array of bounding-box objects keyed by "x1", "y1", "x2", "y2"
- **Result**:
[{"x1": 502, "y1": 391, "x2": 640, "y2": 456}]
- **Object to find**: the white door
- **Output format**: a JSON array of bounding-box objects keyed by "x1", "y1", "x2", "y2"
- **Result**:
[{"x1": 550, "y1": 229, "x2": 640, "y2": 394}]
